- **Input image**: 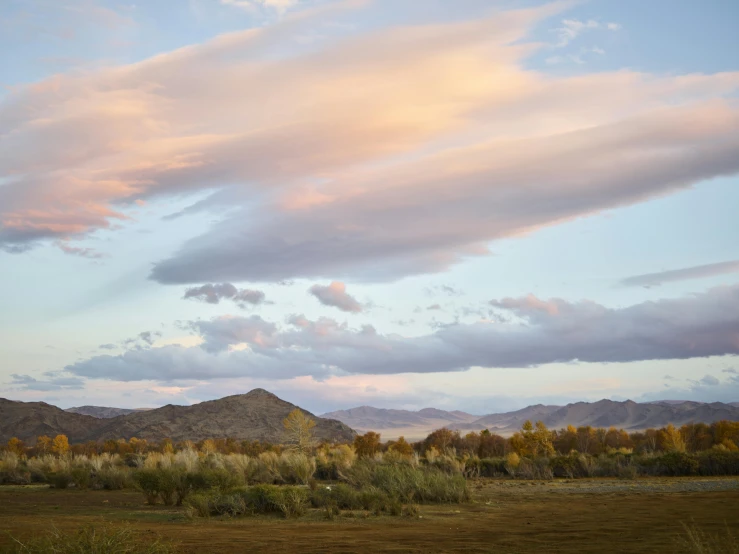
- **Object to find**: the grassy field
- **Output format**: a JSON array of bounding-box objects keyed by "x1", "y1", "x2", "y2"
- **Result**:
[{"x1": 1, "y1": 477, "x2": 737, "y2": 553}]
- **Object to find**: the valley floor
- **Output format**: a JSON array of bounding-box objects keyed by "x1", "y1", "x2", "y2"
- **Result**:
[{"x1": 1, "y1": 477, "x2": 737, "y2": 553}]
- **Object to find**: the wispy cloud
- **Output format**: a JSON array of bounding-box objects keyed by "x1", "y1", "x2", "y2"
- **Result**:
[
  {"x1": 619, "y1": 260, "x2": 739, "y2": 288},
  {"x1": 551, "y1": 18, "x2": 620, "y2": 48}
]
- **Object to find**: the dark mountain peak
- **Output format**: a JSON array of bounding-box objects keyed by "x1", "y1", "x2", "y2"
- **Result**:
[{"x1": 243, "y1": 388, "x2": 279, "y2": 399}]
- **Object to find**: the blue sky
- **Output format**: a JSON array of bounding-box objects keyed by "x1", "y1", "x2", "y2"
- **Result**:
[{"x1": 1, "y1": 0, "x2": 738, "y2": 414}]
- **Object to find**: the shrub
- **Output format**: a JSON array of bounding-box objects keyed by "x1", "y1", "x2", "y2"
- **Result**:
[
  {"x1": 92, "y1": 467, "x2": 129, "y2": 490},
  {"x1": 278, "y1": 452, "x2": 316, "y2": 485},
  {"x1": 268, "y1": 486, "x2": 309, "y2": 518},
  {"x1": 344, "y1": 461, "x2": 469, "y2": 504},
  {"x1": 640, "y1": 452, "x2": 699, "y2": 476},
  {"x1": 132, "y1": 469, "x2": 164, "y2": 505},
  {"x1": 311, "y1": 484, "x2": 361, "y2": 510},
  {"x1": 8, "y1": 524, "x2": 176, "y2": 553},
  {"x1": 49, "y1": 471, "x2": 73, "y2": 489},
  {"x1": 70, "y1": 467, "x2": 92, "y2": 490},
  {"x1": 402, "y1": 504, "x2": 421, "y2": 518},
  {"x1": 504, "y1": 452, "x2": 520, "y2": 477},
  {"x1": 696, "y1": 450, "x2": 739, "y2": 476},
  {"x1": 184, "y1": 493, "x2": 213, "y2": 519}
]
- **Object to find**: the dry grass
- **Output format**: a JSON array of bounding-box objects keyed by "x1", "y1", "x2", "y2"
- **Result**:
[{"x1": 673, "y1": 522, "x2": 739, "y2": 554}]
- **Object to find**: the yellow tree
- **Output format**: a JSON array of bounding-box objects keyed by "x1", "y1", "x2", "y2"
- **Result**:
[
  {"x1": 36, "y1": 435, "x2": 52, "y2": 454},
  {"x1": 200, "y1": 439, "x2": 217, "y2": 455},
  {"x1": 6, "y1": 437, "x2": 25, "y2": 456},
  {"x1": 660, "y1": 424, "x2": 686, "y2": 453},
  {"x1": 283, "y1": 409, "x2": 317, "y2": 453},
  {"x1": 52, "y1": 434, "x2": 70, "y2": 456}
]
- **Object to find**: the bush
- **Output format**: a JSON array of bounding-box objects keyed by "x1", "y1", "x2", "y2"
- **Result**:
[
  {"x1": 49, "y1": 471, "x2": 73, "y2": 489},
  {"x1": 268, "y1": 486, "x2": 309, "y2": 518},
  {"x1": 185, "y1": 485, "x2": 309, "y2": 519},
  {"x1": 184, "y1": 493, "x2": 213, "y2": 519},
  {"x1": 640, "y1": 452, "x2": 699, "y2": 476},
  {"x1": 8, "y1": 524, "x2": 176, "y2": 553},
  {"x1": 132, "y1": 469, "x2": 164, "y2": 505},
  {"x1": 402, "y1": 504, "x2": 421, "y2": 518},
  {"x1": 278, "y1": 452, "x2": 316, "y2": 485},
  {"x1": 95, "y1": 467, "x2": 130, "y2": 490},
  {"x1": 70, "y1": 467, "x2": 92, "y2": 490},
  {"x1": 344, "y1": 460, "x2": 469, "y2": 504},
  {"x1": 696, "y1": 450, "x2": 739, "y2": 476}
]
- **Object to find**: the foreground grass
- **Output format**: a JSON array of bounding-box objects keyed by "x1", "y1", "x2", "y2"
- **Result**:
[
  {"x1": 674, "y1": 522, "x2": 739, "y2": 554},
  {"x1": 3, "y1": 525, "x2": 176, "y2": 554}
]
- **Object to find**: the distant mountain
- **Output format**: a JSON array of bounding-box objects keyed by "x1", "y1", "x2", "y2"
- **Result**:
[
  {"x1": 519, "y1": 400, "x2": 739, "y2": 434},
  {"x1": 66, "y1": 406, "x2": 140, "y2": 418},
  {"x1": 326, "y1": 400, "x2": 739, "y2": 439},
  {"x1": 1, "y1": 389, "x2": 355, "y2": 444},
  {"x1": 0, "y1": 398, "x2": 106, "y2": 443},
  {"x1": 321, "y1": 406, "x2": 479, "y2": 440}
]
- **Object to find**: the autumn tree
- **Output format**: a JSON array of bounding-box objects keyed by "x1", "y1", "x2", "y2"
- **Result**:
[
  {"x1": 6, "y1": 437, "x2": 25, "y2": 456},
  {"x1": 514, "y1": 420, "x2": 554, "y2": 457},
  {"x1": 423, "y1": 428, "x2": 460, "y2": 454},
  {"x1": 52, "y1": 434, "x2": 70, "y2": 456},
  {"x1": 354, "y1": 431, "x2": 382, "y2": 458},
  {"x1": 478, "y1": 430, "x2": 507, "y2": 458},
  {"x1": 389, "y1": 436, "x2": 414, "y2": 458},
  {"x1": 36, "y1": 435, "x2": 52, "y2": 455},
  {"x1": 283, "y1": 409, "x2": 317, "y2": 453},
  {"x1": 659, "y1": 424, "x2": 686, "y2": 453}
]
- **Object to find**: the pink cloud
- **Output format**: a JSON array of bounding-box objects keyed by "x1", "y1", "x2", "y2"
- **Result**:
[{"x1": 0, "y1": 1, "x2": 738, "y2": 286}]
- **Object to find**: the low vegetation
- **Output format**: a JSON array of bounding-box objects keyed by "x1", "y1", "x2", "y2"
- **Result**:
[
  {"x1": 1, "y1": 415, "x2": 738, "y2": 530},
  {"x1": 6, "y1": 524, "x2": 175, "y2": 554}
]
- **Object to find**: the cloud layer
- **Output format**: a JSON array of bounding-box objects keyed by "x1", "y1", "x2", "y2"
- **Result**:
[
  {"x1": 1, "y1": 3, "x2": 738, "y2": 285},
  {"x1": 65, "y1": 285, "x2": 739, "y2": 383}
]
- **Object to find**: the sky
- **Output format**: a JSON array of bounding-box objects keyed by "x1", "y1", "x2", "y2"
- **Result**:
[{"x1": 1, "y1": 0, "x2": 738, "y2": 415}]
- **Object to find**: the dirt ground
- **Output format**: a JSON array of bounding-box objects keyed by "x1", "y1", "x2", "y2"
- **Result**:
[{"x1": 1, "y1": 477, "x2": 737, "y2": 553}]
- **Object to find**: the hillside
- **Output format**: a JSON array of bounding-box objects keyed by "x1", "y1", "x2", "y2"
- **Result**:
[
  {"x1": 88, "y1": 389, "x2": 355, "y2": 443},
  {"x1": 0, "y1": 398, "x2": 106, "y2": 443},
  {"x1": 66, "y1": 406, "x2": 139, "y2": 418},
  {"x1": 1, "y1": 390, "x2": 355, "y2": 444},
  {"x1": 326, "y1": 400, "x2": 739, "y2": 439}
]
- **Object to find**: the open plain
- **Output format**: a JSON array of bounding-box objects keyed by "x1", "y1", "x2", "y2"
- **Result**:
[{"x1": 2, "y1": 477, "x2": 737, "y2": 553}]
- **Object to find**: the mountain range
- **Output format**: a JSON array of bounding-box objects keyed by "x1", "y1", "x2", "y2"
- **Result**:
[
  {"x1": 0, "y1": 389, "x2": 355, "y2": 444},
  {"x1": 323, "y1": 399, "x2": 739, "y2": 439},
  {"x1": 2, "y1": 391, "x2": 737, "y2": 444}
]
